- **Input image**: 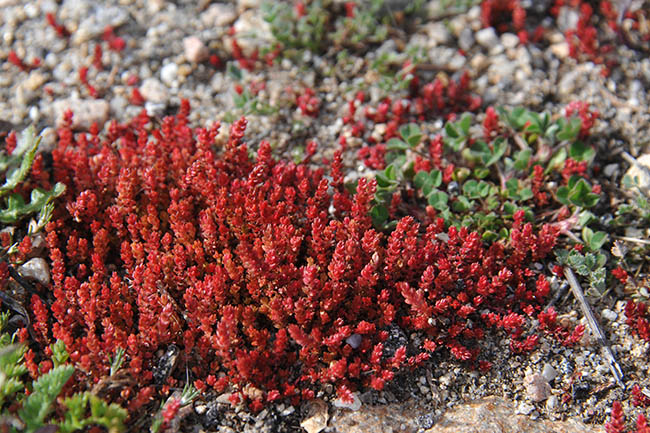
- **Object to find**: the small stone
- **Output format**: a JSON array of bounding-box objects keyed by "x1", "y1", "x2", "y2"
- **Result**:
[
  {"x1": 53, "y1": 98, "x2": 110, "y2": 130},
  {"x1": 546, "y1": 395, "x2": 559, "y2": 412},
  {"x1": 542, "y1": 364, "x2": 558, "y2": 382},
  {"x1": 346, "y1": 334, "x2": 362, "y2": 349},
  {"x1": 72, "y1": 5, "x2": 129, "y2": 44},
  {"x1": 475, "y1": 27, "x2": 499, "y2": 48},
  {"x1": 516, "y1": 402, "x2": 535, "y2": 415},
  {"x1": 144, "y1": 102, "x2": 166, "y2": 117},
  {"x1": 231, "y1": 10, "x2": 273, "y2": 56},
  {"x1": 603, "y1": 163, "x2": 619, "y2": 178},
  {"x1": 458, "y1": 28, "x2": 474, "y2": 52},
  {"x1": 140, "y1": 78, "x2": 169, "y2": 103},
  {"x1": 524, "y1": 372, "x2": 551, "y2": 402},
  {"x1": 160, "y1": 63, "x2": 179, "y2": 86},
  {"x1": 470, "y1": 53, "x2": 489, "y2": 72},
  {"x1": 601, "y1": 309, "x2": 617, "y2": 322},
  {"x1": 300, "y1": 399, "x2": 328, "y2": 433},
  {"x1": 183, "y1": 36, "x2": 209, "y2": 63},
  {"x1": 501, "y1": 32, "x2": 519, "y2": 49},
  {"x1": 623, "y1": 154, "x2": 650, "y2": 192},
  {"x1": 425, "y1": 22, "x2": 451, "y2": 46},
  {"x1": 23, "y1": 72, "x2": 48, "y2": 91},
  {"x1": 550, "y1": 42, "x2": 570, "y2": 59},
  {"x1": 202, "y1": 3, "x2": 236, "y2": 27},
  {"x1": 18, "y1": 258, "x2": 51, "y2": 286}
]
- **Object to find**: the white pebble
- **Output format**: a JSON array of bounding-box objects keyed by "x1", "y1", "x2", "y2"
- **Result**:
[{"x1": 160, "y1": 63, "x2": 179, "y2": 86}]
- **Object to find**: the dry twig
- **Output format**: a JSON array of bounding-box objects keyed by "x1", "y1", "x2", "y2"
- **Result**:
[{"x1": 564, "y1": 267, "x2": 624, "y2": 386}]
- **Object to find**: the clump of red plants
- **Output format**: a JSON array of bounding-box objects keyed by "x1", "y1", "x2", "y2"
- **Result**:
[
  {"x1": 481, "y1": 0, "x2": 649, "y2": 75},
  {"x1": 356, "y1": 70, "x2": 481, "y2": 170},
  {"x1": 13, "y1": 101, "x2": 573, "y2": 415}
]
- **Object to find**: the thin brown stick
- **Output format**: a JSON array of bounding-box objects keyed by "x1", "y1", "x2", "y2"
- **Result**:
[{"x1": 564, "y1": 267, "x2": 624, "y2": 386}]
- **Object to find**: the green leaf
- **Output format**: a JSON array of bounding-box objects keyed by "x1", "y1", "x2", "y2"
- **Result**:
[
  {"x1": 545, "y1": 148, "x2": 567, "y2": 174},
  {"x1": 370, "y1": 205, "x2": 389, "y2": 227},
  {"x1": 569, "y1": 140, "x2": 595, "y2": 162},
  {"x1": 555, "y1": 249, "x2": 569, "y2": 265},
  {"x1": 427, "y1": 190, "x2": 448, "y2": 210},
  {"x1": 59, "y1": 393, "x2": 127, "y2": 433},
  {"x1": 557, "y1": 117, "x2": 582, "y2": 142},
  {"x1": 399, "y1": 123, "x2": 422, "y2": 147},
  {"x1": 462, "y1": 179, "x2": 479, "y2": 199},
  {"x1": 384, "y1": 164, "x2": 397, "y2": 181},
  {"x1": 518, "y1": 187, "x2": 533, "y2": 201},
  {"x1": 583, "y1": 228, "x2": 608, "y2": 252},
  {"x1": 19, "y1": 364, "x2": 75, "y2": 431},
  {"x1": 50, "y1": 340, "x2": 69, "y2": 368},
  {"x1": 386, "y1": 138, "x2": 410, "y2": 151},
  {"x1": 227, "y1": 62, "x2": 243, "y2": 81},
  {"x1": 413, "y1": 171, "x2": 430, "y2": 189},
  {"x1": 451, "y1": 195, "x2": 472, "y2": 212},
  {"x1": 473, "y1": 167, "x2": 490, "y2": 179},
  {"x1": 568, "y1": 178, "x2": 599, "y2": 208},
  {"x1": 482, "y1": 231, "x2": 498, "y2": 243},
  {"x1": 513, "y1": 149, "x2": 532, "y2": 171},
  {"x1": 0, "y1": 127, "x2": 40, "y2": 198},
  {"x1": 0, "y1": 182, "x2": 66, "y2": 224},
  {"x1": 444, "y1": 121, "x2": 460, "y2": 139},
  {"x1": 458, "y1": 113, "x2": 472, "y2": 135},
  {"x1": 483, "y1": 137, "x2": 508, "y2": 166},
  {"x1": 556, "y1": 186, "x2": 570, "y2": 205},
  {"x1": 429, "y1": 169, "x2": 442, "y2": 188},
  {"x1": 503, "y1": 201, "x2": 517, "y2": 215}
]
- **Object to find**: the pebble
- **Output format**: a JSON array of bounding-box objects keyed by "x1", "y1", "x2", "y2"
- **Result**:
[
  {"x1": 22, "y1": 72, "x2": 47, "y2": 92},
  {"x1": 501, "y1": 33, "x2": 519, "y2": 49},
  {"x1": 550, "y1": 42, "x2": 570, "y2": 59},
  {"x1": 516, "y1": 401, "x2": 535, "y2": 415},
  {"x1": 475, "y1": 27, "x2": 499, "y2": 49},
  {"x1": 160, "y1": 63, "x2": 179, "y2": 87},
  {"x1": 458, "y1": 28, "x2": 474, "y2": 52},
  {"x1": 202, "y1": 2, "x2": 237, "y2": 27},
  {"x1": 601, "y1": 309, "x2": 618, "y2": 322},
  {"x1": 18, "y1": 258, "x2": 51, "y2": 286},
  {"x1": 623, "y1": 154, "x2": 650, "y2": 191},
  {"x1": 183, "y1": 36, "x2": 209, "y2": 63},
  {"x1": 140, "y1": 78, "x2": 170, "y2": 103},
  {"x1": 425, "y1": 22, "x2": 451, "y2": 46},
  {"x1": 52, "y1": 98, "x2": 110, "y2": 130},
  {"x1": 231, "y1": 9, "x2": 273, "y2": 56},
  {"x1": 542, "y1": 363, "x2": 558, "y2": 382},
  {"x1": 345, "y1": 333, "x2": 362, "y2": 349},
  {"x1": 524, "y1": 372, "x2": 551, "y2": 402},
  {"x1": 72, "y1": 5, "x2": 129, "y2": 44},
  {"x1": 546, "y1": 395, "x2": 559, "y2": 412}
]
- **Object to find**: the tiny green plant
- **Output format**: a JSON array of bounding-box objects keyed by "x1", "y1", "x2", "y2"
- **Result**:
[
  {"x1": 149, "y1": 383, "x2": 200, "y2": 433},
  {"x1": 0, "y1": 126, "x2": 65, "y2": 226},
  {"x1": 0, "y1": 314, "x2": 127, "y2": 432}
]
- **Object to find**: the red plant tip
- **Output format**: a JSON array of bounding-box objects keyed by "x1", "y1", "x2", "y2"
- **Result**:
[
  {"x1": 46, "y1": 12, "x2": 70, "y2": 38},
  {"x1": 345, "y1": 2, "x2": 356, "y2": 18},
  {"x1": 93, "y1": 44, "x2": 103, "y2": 70},
  {"x1": 605, "y1": 401, "x2": 626, "y2": 433},
  {"x1": 295, "y1": 2, "x2": 306, "y2": 18},
  {"x1": 209, "y1": 54, "x2": 221, "y2": 67},
  {"x1": 130, "y1": 88, "x2": 145, "y2": 106},
  {"x1": 102, "y1": 25, "x2": 126, "y2": 52},
  {"x1": 8, "y1": 51, "x2": 28, "y2": 71}
]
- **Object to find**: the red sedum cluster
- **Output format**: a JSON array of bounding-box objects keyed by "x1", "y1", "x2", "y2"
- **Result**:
[{"x1": 35, "y1": 101, "x2": 561, "y2": 411}]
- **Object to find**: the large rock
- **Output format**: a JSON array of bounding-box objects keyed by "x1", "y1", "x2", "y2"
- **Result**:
[
  {"x1": 325, "y1": 397, "x2": 603, "y2": 433},
  {"x1": 52, "y1": 98, "x2": 110, "y2": 130}
]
